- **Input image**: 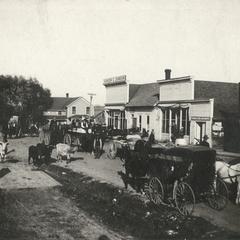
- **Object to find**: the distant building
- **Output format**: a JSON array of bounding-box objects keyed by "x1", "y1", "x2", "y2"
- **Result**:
[
  {"x1": 43, "y1": 93, "x2": 91, "y2": 123},
  {"x1": 93, "y1": 105, "x2": 105, "y2": 124},
  {"x1": 103, "y1": 71, "x2": 240, "y2": 147}
]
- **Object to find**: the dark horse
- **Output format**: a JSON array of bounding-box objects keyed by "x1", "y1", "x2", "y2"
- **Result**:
[{"x1": 118, "y1": 139, "x2": 151, "y2": 192}]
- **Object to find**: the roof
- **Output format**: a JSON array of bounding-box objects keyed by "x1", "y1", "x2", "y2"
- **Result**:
[
  {"x1": 126, "y1": 82, "x2": 159, "y2": 107},
  {"x1": 48, "y1": 97, "x2": 78, "y2": 111},
  {"x1": 194, "y1": 80, "x2": 239, "y2": 120},
  {"x1": 94, "y1": 105, "x2": 105, "y2": 116}
]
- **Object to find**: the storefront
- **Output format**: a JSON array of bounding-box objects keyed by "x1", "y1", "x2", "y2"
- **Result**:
[{"x1": 103, "y1": 75, "x2": 129, "y2": 130}]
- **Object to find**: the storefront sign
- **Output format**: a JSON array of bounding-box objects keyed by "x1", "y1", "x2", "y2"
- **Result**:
[
  {"x1": 191, "y1": 116, "x2": 211, "y2": 121},
  {"x1": 103, "y1": 75, "x2": 127, "y2": 85}
]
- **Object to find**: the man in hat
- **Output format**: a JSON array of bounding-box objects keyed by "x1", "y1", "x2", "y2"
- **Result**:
[{"x1": 200, "y1": 135, "x2": 210, "y2": 147}]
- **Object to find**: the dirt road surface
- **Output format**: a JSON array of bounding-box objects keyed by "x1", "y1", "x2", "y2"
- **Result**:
[
  {"x1": 0, "y1": 137, "x2": 240, "y2": 240},
  {"x1": 0, "y1": 137, "x2": 133, "y2": 240}
]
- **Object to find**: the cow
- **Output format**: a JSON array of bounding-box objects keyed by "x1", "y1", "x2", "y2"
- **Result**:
[
  {"x1": 0, "y1": 141, "x2": 9, "y2": 162},
  {"x1": 28, "y1": 143, "x2": 54, "y2": 165},
  {"x1": 28, "y1": 145, "x2": 38, "y2": 164},
  {"x1": 56, "y1": 143, "x2": 78, "y2": 163}
]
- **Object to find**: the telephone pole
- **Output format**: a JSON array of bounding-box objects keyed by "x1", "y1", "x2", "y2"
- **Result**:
[{"x1": 88, "y1": 93, "x2": 96, "y2": 117}]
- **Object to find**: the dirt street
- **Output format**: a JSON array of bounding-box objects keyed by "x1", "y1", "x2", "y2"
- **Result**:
[
  {"x1": 0, "y1": 137, "x2": 240, "y2": 240},
  {"x1": 0, "y1": 137, "x2": 133, "y2": 240}
]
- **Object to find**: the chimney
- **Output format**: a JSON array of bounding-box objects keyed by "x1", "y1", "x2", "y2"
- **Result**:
[
  {"x1": 165, "y1": 69, "x2": 171, "y2": 80},
  {"x1": 66, "y1": 93, "x2": 69, "y2": 98}
]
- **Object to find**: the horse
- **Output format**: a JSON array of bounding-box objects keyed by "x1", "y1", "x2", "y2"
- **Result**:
[
  {"x1": 118, "y1": 139, "x2": 150, "y2": 192},
  {"x1": 216, "y1": 160, "x2": 240, "y2": 204}
]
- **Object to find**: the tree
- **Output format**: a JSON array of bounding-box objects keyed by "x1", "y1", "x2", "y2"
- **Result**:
[{"x1": 0, "y1": 75, "x2": 52, "y2": 134}]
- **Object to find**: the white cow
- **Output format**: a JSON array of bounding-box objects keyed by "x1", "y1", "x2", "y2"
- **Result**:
[
  {"x1": 56, "y1": 143, "x2": 77, "y2": 163},
  {"x1": 0, "y1": 141, "x2": 9, "y2": 162}
]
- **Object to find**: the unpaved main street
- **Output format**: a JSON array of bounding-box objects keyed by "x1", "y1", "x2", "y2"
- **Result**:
[
  {"x1": 0, "y1": 137, "x2": 133, "y2": 240},
  {"x1": 0, "y1": 137, "x2": 240, "y2": 240}
]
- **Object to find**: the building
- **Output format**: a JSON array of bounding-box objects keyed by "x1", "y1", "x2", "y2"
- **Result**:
[
  {"x1": 43, "y1": 93, "x2": 91, "y2": 123},
  {"x1": 103, "y1": 70, "x2": 239, "y2": 147}
]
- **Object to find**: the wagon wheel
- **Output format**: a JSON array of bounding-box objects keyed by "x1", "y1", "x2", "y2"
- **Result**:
[
  {"x1": 173, "y1": 181, "x2": 195, "y2": 215},
  {"x1": 39, "y1": 131, "x2": 44, "y2": 143},
  {"x1": 206, "y1": 177, "x2": 229, "y2": 210},
  {"x1": 44, "y1": 133, "x2": 51, "y2": 145},
  {"x1": 76, "y1": 137, "x2": 81, "y2": 151},
  {"x1": 94, "y1": 138, "x2": 102, "y2": 159},
  {"x1": 148, "y1": 177, "x2": 164, "y2": 205},
  {"x1": 108, "y1": 141, "x2": 117, "y2": 159},
  {"x1": 63, "y1": 133, "x2": 72, "y2": 145}
]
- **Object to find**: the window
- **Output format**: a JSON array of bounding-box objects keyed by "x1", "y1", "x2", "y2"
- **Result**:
[
  {"x1": 58, "y1": 111, "x2": 62, "y2": 116},
  {"x1": 86, "y1": 107, "x2": 90, "y2": 115},
  {"x1": 147, "y1": 115, "x2": 150, "y2": 130},
  {"x1": 120, "y1": 111, "x2": 125, "y2": 130},
  {"x1": 139, "y1": 115, "x2": 142, "y2": 131},
  {"x1": 162, "y1": 109, "x2": 170, "y2": 133},
  {"x1": 182, "y1": 108, "x2": 190, "y2": 135},
  {"x1": 72, "y1": 106, "x2": 76, "y2": 114}
]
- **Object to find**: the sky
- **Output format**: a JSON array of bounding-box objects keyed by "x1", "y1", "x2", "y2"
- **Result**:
[{"x1": 0, "y1": 0, "x2": 240, "y2": 105}]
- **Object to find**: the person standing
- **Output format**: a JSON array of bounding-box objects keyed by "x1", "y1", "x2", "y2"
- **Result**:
[{"x1": 200, "y1": 135, "x2": 210, "y2": 147}]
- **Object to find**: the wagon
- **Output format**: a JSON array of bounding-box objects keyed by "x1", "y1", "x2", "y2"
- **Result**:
[
  {"x1": 147, "y1": 145, "x2": 229, "y2": 215},
  {"x1": 63, "y1": 125, "x2": 106, "y2": 158},
  {"x1": 120, "y1": 142, "x2": 228, "y2": 215},
  {"x1": 107, "y1": 134, "x2": 142, "y2": 159}
]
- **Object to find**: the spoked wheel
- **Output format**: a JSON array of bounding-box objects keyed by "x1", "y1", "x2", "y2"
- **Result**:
[
  {"x1": 76, "y1": 138, "x2": 81, "y2": 151},
  {"x1": 173, "y1": 181, "x2": 195, "y2": 215},
  {"x1": 107, "y1": 141, "x2": 117, "y2": 159},
  {"x1": 206, "y1": 177, "x2": 229, "y2": 210},
  {"x1": 44, "y1": 132, "x2": 51, "y2": 145},
  {"x1": 94, "y1": 138, "x2": 102, "y2": 159},
  {"x1": 148, "y1": 177, "x2": 164, "y2": 205},
  {"x1": 63, "y1": 133, "x2": 71, "y2": 145}
]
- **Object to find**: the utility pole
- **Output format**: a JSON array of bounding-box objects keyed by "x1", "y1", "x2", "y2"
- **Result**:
[{"x1": 88, "y1": 93, "x2": 96, "y2": 117}]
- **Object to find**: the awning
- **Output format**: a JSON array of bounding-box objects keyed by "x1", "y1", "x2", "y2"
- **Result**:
[
  {"x1": 104, "y1": 106, "x2": 125, "y2": 111},
  {"x1": 158, "y1": 103, "x2": 190, "y2": 110}
]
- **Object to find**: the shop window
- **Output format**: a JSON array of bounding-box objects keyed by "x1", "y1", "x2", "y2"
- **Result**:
[
  {"x1": 72, "y1": 106, "x2": 76, "y2": 114},
  {"x1": 147, "y1": 115, "x2": 150, "y2": 131},
  {"x1": 182, "y1": 108, "x2": 190, "y2": 135},
  {"x1": 162, "y1": 109, "x2": 170, "y2": 133},
  {"x1": 139, "y1": 115, "x2": 142, "y2": 131},
  {"x1": 120, "y1": 111, "x2": 125, "y2": 130}
]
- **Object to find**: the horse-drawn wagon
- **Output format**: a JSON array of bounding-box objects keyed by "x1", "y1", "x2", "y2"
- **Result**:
[{"x1": 119, "y1": 141, "x2": 228, "y2": 215}]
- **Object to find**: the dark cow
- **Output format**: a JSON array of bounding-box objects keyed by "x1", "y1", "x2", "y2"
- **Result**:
[
  {"x1": 28, "y1": 143, "x2": 53, "y2": 165},
  {"x1": 28, "y1": 145, "x2": 38, "y2": 164}
]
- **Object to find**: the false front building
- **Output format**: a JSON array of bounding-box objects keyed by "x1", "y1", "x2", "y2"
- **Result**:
[{"x1": 103, "y1": 70, "x2": 239, "y2": 147}]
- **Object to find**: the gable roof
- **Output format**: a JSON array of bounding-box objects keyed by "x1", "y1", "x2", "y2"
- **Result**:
[
  {"x1": 48, "y1": 97, "x2": 78, "y2": 111},
  {"x1": 194, "y1": 80, "x2": 240, "y2": 120},
  {"x1": 126, "y1": 82, "x2": 159, "y2": 107}
]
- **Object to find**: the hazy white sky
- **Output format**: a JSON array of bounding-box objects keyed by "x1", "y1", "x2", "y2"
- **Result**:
[{"x1": 0, "y1": 0, "x2": 240, "y2": 105}]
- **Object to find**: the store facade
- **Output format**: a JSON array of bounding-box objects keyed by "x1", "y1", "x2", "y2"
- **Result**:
[
  {"x1": 103, "y1": 75, "x2": 129, "y2": 130},
  {"x1": 103, "y1": 70, "x2": 239, "y2": 147}
]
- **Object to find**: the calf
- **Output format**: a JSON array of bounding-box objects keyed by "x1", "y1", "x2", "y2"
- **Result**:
[
  {"x1": 0, "y1": 141, "x2": 9, "y2": 162},
  {"x1": 56, "y1": 143, "x2": 77, "y2": 163},
  {"x1": 28, "y1": 145, "x2": 38, "y2": 164}
]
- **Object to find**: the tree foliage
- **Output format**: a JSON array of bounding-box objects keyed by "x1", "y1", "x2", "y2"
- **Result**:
[{"x1": 0, "y1": 75, "x2": 52, "y2": 130}]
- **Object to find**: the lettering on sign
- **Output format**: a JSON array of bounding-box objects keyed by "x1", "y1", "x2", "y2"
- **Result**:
[
  {"x1": 191, "y1": 116, "x2": 211, "y2": 121},
  {"x1": 103, "y1": 75, "x2": 127, "y2": 85}
]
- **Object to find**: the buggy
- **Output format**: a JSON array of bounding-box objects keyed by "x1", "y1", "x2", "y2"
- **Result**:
[{"x1": 120, "y1": 142, "x2": 228, "y2": 215}]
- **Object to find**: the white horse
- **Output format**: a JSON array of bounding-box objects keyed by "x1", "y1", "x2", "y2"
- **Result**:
[{"x1": 216, "y1": 161, "x2": 240, "y2": 204}]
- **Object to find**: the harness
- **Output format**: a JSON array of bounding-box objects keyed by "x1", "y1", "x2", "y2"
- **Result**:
[{"x1": 218, "y1": 162, "x2": 240, "y2": 184}]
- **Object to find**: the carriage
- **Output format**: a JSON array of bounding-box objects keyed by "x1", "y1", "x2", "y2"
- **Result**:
[
  {"x1": 119, "y1": 141, "x2": 229, "y2": 215},
  {"x1": 63, "y1": 123, "x2": 107, "y2": 158}
]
